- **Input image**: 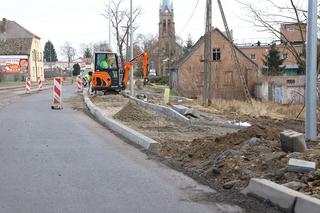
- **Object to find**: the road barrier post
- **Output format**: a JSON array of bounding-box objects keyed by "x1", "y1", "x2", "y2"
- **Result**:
[
  {"x1": 25, "y1": 77, "x2": 31, "y2": 93},
  {"x1": 51, "y1": 77, "x2": 63, "y2": 110},
  {"x1": 76, "y1": 75, "x2": 82, "y2": 92}
]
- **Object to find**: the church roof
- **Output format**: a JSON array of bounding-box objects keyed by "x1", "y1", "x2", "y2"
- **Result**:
[{"x1": 160, "y1": 0, "x2": 173, "y2": 12}]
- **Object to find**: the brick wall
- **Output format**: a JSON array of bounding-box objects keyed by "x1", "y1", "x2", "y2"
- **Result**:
[{"x1": 178, "y1": 29, "x2": 258, "y2": 100}]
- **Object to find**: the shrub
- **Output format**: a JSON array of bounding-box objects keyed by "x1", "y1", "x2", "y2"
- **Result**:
[
  {"x1": 150, "y1": 76, "x2": 169, "y2": 85},
  {"x1": 72, "y1": 63, "x2": 81, "y2": 76}
]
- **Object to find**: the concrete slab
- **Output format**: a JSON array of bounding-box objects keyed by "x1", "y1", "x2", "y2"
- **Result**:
[
  {"x1": 295, "y1": 194, "x2": 320, "y2": 213},
  {"x1": 287, "y1": 158, "x2": 316, "y2": 173},
  {"x1": 243, "y1": 178, "x2": 299, "y2": 210},
  {"x1": 243, "y1": 178, "x2": 320, "y2": 213},
  {"x1": 172, "y1": 105, "x2": 189, "y2": 115},
  {"x1": 280, "y1": 130, "x2": 307, "y2": 152}
]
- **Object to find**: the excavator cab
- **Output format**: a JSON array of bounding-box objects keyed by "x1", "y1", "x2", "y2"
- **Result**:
[{"x1": 90, "y1": 52, "x2": 123, "y2": 93}]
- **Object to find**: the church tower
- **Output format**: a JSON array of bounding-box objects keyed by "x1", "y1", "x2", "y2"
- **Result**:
[
  {"x1": 159, "y1": 0, "x2": 175, "y2": 40},
  {"x1": 148, "y1": 0, "x2": 183, "y2": 78}
]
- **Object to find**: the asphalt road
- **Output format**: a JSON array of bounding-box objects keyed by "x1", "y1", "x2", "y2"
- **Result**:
[
  {"x1": 0, "y1": 85, "x2": 281, "y2": 213},
  {"x1": 0, "y1": 85, "x2": 242, "y2": 213}
]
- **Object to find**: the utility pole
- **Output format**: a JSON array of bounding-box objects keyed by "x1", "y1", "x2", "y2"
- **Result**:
[
  {"x1": 108, "y1": 0, "x2": 112, "y2": 50},
  {"x1": 33, "y1": 49, "x2": 38, "y2": 80},
  {"x1": 130, "y1": 0, "x2": 134, "y2": 96},
  {"x1": 305, "y1": 0, "x2": 318, "y2": 141},
  {"x1": 202, "y1": 0, "x2": 212, "y2": 106},
  {"x1": 217, "y1": 0, "x2": 252, "y2": 103}
]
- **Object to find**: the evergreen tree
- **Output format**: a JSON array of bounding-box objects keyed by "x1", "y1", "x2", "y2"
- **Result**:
[
  {"x1": 263, "y1": 43, "x2": 285, "y2": 76},
  {"x1": 83, "y1": 48, "x2": 92, "y2": 58},
  {"x1": 43, "y1": 40, "x2": 58, "y2": 62},
  {"x1": 183, "y1": 35, "x2": 194, "y2": 54},
  {"x1": 73, "y1": 63, "x2": 81, "y2": 76}
]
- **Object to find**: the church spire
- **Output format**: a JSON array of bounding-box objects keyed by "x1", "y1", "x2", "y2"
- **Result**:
[{"x1": 160, "y1": 0, "x2": 173, "y2": 12}]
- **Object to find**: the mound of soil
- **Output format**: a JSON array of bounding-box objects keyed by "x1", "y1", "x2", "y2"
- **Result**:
[
  {"x1": 114, "y1": 102, "x2": 154, "y2": 122},
  {"x1": 91, "y1": 94, "x2": 129, "y2": 108}
]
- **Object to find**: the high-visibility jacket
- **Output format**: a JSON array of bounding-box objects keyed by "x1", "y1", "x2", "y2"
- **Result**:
[
  {"x1": 100, "y1": 60, "x2": 109, "y2": 69},
  {"x1": 85, "y1": 73, "x2": 91, "y2": 81}
]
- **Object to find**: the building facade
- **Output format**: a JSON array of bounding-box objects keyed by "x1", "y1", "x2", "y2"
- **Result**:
[
  {"x1": 148, "y1": 0, "x2": 183, "y2": 77},
  {"x1": 239, "y1": 23, "x2": 306, "y2": 76},
  {"x1": 178, "y1": 28, "x2": 258, "y2": 100},
  {"x1": 0, "y1": 18, "x2": 44, "y2": 82}
]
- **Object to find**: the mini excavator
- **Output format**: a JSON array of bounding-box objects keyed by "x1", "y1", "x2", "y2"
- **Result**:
[{"x1": 89, "y1": 51, "x2": 149, "y2": 94}]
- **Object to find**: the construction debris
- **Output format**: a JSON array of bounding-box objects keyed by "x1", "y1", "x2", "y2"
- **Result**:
[
  {"x1": 280, "y1": 130, "x2": 307, "y2": 152},
  {"x1": 90, "y1": 90, "x2": 320, "y2": 199},
  {"x1": 287, "y1": 158, "x2": 316, "y2": 173},
  {"x1": 282, "y1": 181, "x2": 308, "y2": 191}
]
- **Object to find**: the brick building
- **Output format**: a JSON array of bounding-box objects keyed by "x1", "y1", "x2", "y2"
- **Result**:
[
  {"x1": 239, "y1": 23, "x2": 306, "y2": 76},
  {"x1": 0, "y1": 18, "x2": 44, "y2": 82},
  {"x1": 147, "y1": 0, "x2": 183, "y2": 77},
  {"x1": 177, "y1": 28, "x2": 258, "y2": 100}
]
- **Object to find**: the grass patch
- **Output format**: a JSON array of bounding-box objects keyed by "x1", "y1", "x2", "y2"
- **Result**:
[{"x1": 208, "y1": 99, "x2": 315, "y2": 120}]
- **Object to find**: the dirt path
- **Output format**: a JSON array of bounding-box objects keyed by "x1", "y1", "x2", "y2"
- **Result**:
[{"x1": 91, "y1": 93, "x2": 320, "y2": 200}]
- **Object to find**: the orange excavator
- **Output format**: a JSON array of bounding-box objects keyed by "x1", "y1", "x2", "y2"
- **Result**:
[
  {"x1": 123, "y1": 52, "x2": 149, "y2": 87},
  {"x1": 89, "y1": 51, "x2": 149, "y2": 94}
]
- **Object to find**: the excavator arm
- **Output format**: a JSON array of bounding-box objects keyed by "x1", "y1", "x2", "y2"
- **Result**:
[{"x1": 123, "y1": 52, "x2": 149, "y2": 87}]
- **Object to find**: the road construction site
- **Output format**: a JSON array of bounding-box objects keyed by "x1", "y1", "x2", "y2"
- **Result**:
[{"x1": 88, "y1": 84, "x2": 320, "y2": 201}]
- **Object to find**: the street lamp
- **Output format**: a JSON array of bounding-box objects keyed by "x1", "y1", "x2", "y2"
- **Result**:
[
  {"x1": 129, "y1": 0, "x2": 134, "y2": 96},
  {"x1": 305, "y1": 0, "x2": 318, "y2": 140},
  {"x1": 33, "y1": 49, "x2": 38, "y2": 81},
  {"x1": 265, "y1": 49, "x2": 268, "y2": 76}
]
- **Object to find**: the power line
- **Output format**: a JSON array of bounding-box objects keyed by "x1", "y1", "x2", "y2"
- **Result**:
[{"x1": 178, "y1": 0, "x2": 200, "y2": 33}]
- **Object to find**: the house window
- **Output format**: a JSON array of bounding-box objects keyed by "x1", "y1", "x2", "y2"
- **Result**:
[
  {"x1": 283, "y1": 53, "x2": 288, "y2": 60},
  {"x1": 224, "y1": 71, "x2": 233, "y2": 85},
  {"x1": 287, "y1": 79, "x2": 295, "y2": 84},
  {"x1": 299, "y1": 52, "x2": 304, "y2": 58},
  {"x1": 287, "y1": 27, "x2": 295, "y2": 32},
  {"x1": 163, "y1": 20, "x2": 166, "y2": 33},
  {"x1": 213, "y1": 48, "x2": 221, "y2": 61},
  {"x1": 250, "y1": 53, "x2": 256, "y2": 61}
]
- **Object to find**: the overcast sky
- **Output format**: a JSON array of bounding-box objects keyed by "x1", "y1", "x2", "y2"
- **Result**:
[{"x1": 1, "y1": 0, "x2": 308, "y2": 60}]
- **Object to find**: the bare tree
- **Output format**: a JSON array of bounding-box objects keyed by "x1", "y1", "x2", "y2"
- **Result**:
[
  {"x1": 135, "y1": 33, "x2": 157, "y2": 51},
  {"x1": 237, "y1": 0, "x2": 309, "y2": 72},
  {"x1": 93, "y1": 41, "x2": 110, "y2": 52},
  {"x1": 102, "y1": 0, "x2": 142, "y2": 68},
  {"x1": 61, "y1": 42, "x2": 76, "y2": 68}
]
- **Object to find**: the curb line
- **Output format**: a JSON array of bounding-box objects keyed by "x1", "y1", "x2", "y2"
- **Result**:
[
  {"x1": 243, "y1": 178, "x2": 320, "y2": 213},
  {"x1": 128, "y1": 96, "x2": 190, "y2": 123},
  {"x1": 128, "y1": 95, "x2": 246, "y2": 129},
  {"x1": 83, "y1": 91, "x2": 161, "y2": 155}
]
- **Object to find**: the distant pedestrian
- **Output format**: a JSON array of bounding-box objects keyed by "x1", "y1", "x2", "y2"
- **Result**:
[{"x1": 84, "y1": 71, "x2": 92, "y2": 88}]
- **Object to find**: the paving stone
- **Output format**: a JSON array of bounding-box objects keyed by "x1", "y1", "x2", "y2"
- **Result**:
[
  {"x1": 172, "y1": 105, "x2": 189, "y2": 115},
  {"x1": 280, "y1": 130, "x2": 307, "y2": 152},
  {"x1": 287, "y1": 158, "x2": 316, "y2": 173}
]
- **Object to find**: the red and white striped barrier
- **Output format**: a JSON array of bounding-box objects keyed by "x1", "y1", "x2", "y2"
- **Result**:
[
  {"x1": 51, "y1": 77, "x2": 63, "y2": 110},
  {"x1": 38, "y1": 79, "x2": 43, "y2": 90},
  {"x1": 76, "y1": 75, "x2": 82, "y2": 91},
  {"x1": 25, "y1": 77, "x2": 31, "y2": 93}
]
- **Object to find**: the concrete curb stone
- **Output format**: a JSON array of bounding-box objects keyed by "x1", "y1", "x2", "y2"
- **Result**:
[
  {"x1": 127, "y1": 95, "x2": 246, "y2": 129},
  {"x1": 128, "y1": 96, "x2": 190, "y2": 123},
  {"x1": 243, "y1": 178, "x2": 320, "y2": 213},
  {"x1": 83, "y1": 91, "x2": 161, "y2": 155}
]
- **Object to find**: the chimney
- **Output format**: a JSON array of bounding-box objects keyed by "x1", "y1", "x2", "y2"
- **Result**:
[{"x1": 2, "y1": 18, "x2": 7, "y2": 33}]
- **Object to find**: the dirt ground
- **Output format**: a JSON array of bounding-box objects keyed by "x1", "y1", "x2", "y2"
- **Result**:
[{"x1": 89, "y1": 90, "x2": 320, "y2": 201}]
